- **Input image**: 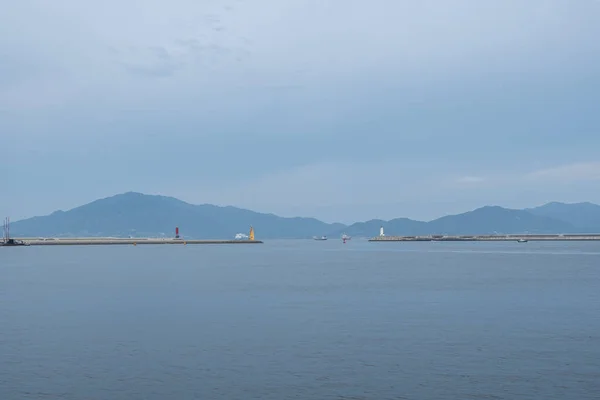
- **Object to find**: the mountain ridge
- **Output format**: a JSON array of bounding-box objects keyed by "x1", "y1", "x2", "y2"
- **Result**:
[
  {"x1": 8, "y1": 192, "x2": 600, "y2": 239},
  {"x1": 526, "y1": 201, "x2": 600, "y2": 231},
  {"x1": 333, "y1": 205, "x2": 580, "y2": 237}
]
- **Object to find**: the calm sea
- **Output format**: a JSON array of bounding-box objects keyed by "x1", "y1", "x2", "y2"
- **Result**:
[{"x1": 1, "y1": 240, "x2": 599, "y2": 399}]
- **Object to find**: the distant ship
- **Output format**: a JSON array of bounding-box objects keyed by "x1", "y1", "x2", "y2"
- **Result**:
[
  {"x1": 313, "y1": 235, "x2": 327, "y2": 241},
  {"x1": 341, "y1": 234, "x2": 351, "y2": 241},
  {"x1": 517, "y1": 239, "x2": 528, "y2": 243}
]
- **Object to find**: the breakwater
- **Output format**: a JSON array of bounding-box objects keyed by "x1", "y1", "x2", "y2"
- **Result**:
[
  {"x1": 369, "y1": 234, "x2": 600, "y2": 242},
  {"x1": 15, "y1": 238, "x2": 263, "y2": 246}
]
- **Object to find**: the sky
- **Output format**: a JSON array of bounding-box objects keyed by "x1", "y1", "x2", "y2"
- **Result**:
[{"x1": 1, "y1": 0, "x2": 600, "y2": 224}]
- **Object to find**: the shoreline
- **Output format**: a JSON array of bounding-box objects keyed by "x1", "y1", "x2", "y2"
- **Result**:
[
  {"x1": 10, "y1": 238, "x2": 263, "y2": 246},
  {"x1": 369, "y1": 234, "x2": 600, "y2": 242}
]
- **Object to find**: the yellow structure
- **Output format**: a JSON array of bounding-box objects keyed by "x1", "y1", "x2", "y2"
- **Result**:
[{"x1": 249, "y1": 226, "x2": 255, "y2": 241}]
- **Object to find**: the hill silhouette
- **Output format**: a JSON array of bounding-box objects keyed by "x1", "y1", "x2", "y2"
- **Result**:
[
  {"x1": 331, "y1": 206, "x2": 578, "y2": 237},
  {"x1": 10, "y1": 192, "x2": 343, "y2": 239},
  {"x1": 9, "y1": 192, "x2": 600, "y2": 238},
  {"x1": 527, "y1": 202, "x2": 600, "y2": 231}
]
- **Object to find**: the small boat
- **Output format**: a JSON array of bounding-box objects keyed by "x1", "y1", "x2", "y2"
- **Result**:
[
  {"x1": 313, "y1": 235, "x2": 328, "y2": 241},
  {"x1": 341, "y1": 234, "x2": 351, "y2": 241},
  {"x1": 517, "y1": 239, "x2": 528, "y2": 243}
]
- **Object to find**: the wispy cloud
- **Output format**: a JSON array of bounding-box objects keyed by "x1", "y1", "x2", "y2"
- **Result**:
[
  {"x1": 525, "y1": 162, "x2": 600, "y2": 182},
  {"x1": 450, "y1": 162, "x2": 600, "y2": 186},
  {"x1": 111, "y1": 37, "x2": 249, "y2": 78},
  {"x1": 455, "y1": 176, "x2": 486, "y2": 184},
  {"x1": 116, "y1": 46, "x2": 184, "y2": 77}
]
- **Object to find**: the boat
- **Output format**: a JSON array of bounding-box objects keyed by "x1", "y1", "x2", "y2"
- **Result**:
[
  {"x1": 313, "y1": 235, "x2": 327, "y2": 241},
  {"x1": 517, "y1": 239, "x2": 528, "y2": 243},
  {"x1": 341, "y1": 234, "x2": 351, "y2": 241}
]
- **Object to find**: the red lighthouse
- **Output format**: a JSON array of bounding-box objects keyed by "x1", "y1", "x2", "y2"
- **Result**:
[{"x1": 175, "y1": 227, "x2": 180, "y2": 239}]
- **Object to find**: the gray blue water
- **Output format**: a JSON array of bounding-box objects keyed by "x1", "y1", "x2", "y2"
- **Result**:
[{"x1": 1, "y1": 240, "x2": 599, "y2": 399}]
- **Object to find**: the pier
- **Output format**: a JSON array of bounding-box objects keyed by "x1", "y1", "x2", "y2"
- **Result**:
[
  {"x1": 369, "y1": 234, "x2": 600, "y2": 242},
  {"x1": 2, "y1": 224, "x2": 264, "y2": 246},
  {"x1": 15, "y1": 238, "x2": 263, "y2": 246}
]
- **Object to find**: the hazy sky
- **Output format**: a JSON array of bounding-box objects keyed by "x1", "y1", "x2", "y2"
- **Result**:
[{"x1": 2, "y1": 0, "x2": 600, "y2": 223}]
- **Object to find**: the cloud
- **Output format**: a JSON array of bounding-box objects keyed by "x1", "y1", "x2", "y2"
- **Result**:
[
  {"x1": 447, "y1": 162, "x2": 600, "y2": 188},
  {"x1": 455, "y1": 176, "x2": 486, "y2": 184},
  {"x1": 1, "y1": 0, "x2": 600, "y2": 222},
  {"x1": 525, "y1": 162, "x2": 600, "y2": 183},
  {"x1": 4, "y1": 1, "x2": 599, "y2": 85},
  {"x1": 111, "y1": 37, "x2": 249, "y2": 78},
  {"x1": 116, "y1": 46, "x2": 183, "y2": 77},
  {"x1": 2, "y1": 0, "x2": 599, "y2": 116}
]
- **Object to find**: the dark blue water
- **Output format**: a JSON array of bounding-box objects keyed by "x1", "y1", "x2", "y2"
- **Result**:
[{"x1": 1, "y1": 240, "x2": 599, "y2": 399}]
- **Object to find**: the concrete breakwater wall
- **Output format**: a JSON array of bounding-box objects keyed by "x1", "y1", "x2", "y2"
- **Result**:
[
  {"x1": 16, "y1": 238, "x2": 263, "y2": 245},
  {"x1": 369, "y1": 234, "x2": 600, "y2": 242}
]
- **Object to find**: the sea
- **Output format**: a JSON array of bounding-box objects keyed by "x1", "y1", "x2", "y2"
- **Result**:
[{"x1": 1, "y1": 239, "x2": 599, "y2": 399}]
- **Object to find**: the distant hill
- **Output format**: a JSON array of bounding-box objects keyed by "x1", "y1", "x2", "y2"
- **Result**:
[
  {"x1": 10, "y1": 192, "x2": 344, "y2": 239},
  {"x1": 331, "y1": 205, "x2": 590, "y2": 237},
  {"x1": 527, "y1": 202, "x2": 600, "y2": 232},
  {"x1": 9, "y1": 194, "x2": 600, "y2": 239},
  {"x1": 426, "y1": 206, "x2": 575, "y2": 235},
  {"x1": 334, "y1": 218, "x2": 427, "y2": 237}
]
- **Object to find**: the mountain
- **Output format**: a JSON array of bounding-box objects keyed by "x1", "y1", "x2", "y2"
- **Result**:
[
  {"x1": 426, "y1": 206, "x2": 575, "y2": 235},
  {"x1": 335, "y1": 218, "x2": 427, "y2": 237},
  {"x1": 10, "y1": 192, "x2": 344, "y2": 239},
  {"x1": 527, "y1": 202, "x2": 600, "y2": 232},
  {"x1": 332, "y1": 205, "x2": 582, "y2": 237},
  {"x1": 9, "y1": 194, "x2": 600, "y2": 239}
]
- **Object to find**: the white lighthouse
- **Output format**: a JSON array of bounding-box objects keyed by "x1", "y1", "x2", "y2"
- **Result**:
[{"x1": 379, "y1": 226, "x2": 384, "y2": 237}]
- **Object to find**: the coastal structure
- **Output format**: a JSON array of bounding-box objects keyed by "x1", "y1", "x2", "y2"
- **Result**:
[
  {"x1": 1, "y1": 217, "x2": 29, "y2": 247},
  {"x1": 379, "y1": 226, "x2": 385, "y2": 237},
  {"x1": 22, "y1": 238, "x2": 262, "y2": 245},
  {"x1": 2, "y1": 217, "x2": 7, "y2": 242},
  {"x1": 10, "y1": 226, "x2": 262, "y2": 246},
  {"x1": 369, "y1": 234, "x2": 600, "y2": 242}
]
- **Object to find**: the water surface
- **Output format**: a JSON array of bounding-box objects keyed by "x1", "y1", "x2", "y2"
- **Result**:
[{"x1": 1, "y1": 240, "x2": 599, "y2": 399}]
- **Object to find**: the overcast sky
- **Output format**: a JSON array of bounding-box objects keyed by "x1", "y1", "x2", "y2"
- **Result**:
[{"x1": 2, "y1": 0, "x2": 600, "y2": 223}]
